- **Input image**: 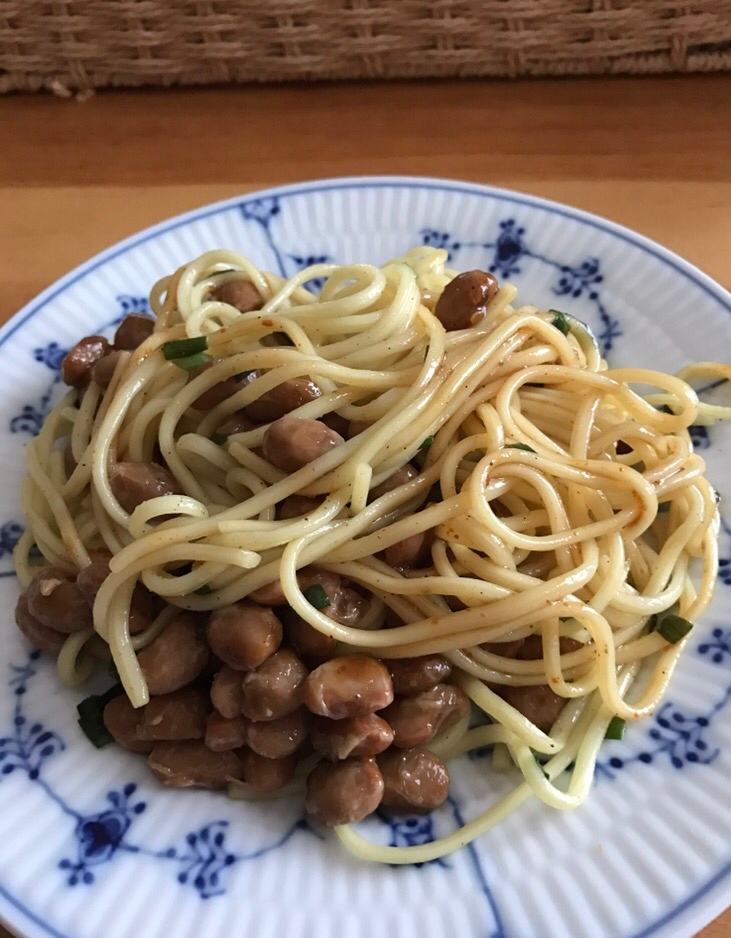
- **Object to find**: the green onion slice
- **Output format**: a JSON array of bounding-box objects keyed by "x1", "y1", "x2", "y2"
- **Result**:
[
  {"x1": 171, "y1": 351, "x2": 212, "y2": 372},
  {"x1": 211, "y1": 433, "x2": 229, "y2": 445},
  {"x1": 419, "y1": 436, "x2": 435, "y2": 452},
  {"x1": 549, "y1": 309, "x2": 570, "y2": 335},
  {"x1": 657, "y1": 614, "x2": 694, "y2": 644},
  {"x1": 506, "y1": 442, "x2": 537, "y2": 453},
  {"x1": 605, "y1": 716, "x2": 626, "y2": 740},
  {"x1": 532, "y1": 752, "x2": 549, "y2": 779},
  {"x1": 28, "y1": 544, "x2": 44, "y2": 565},
  {"x1": 162, "y1": 336, "x2": 208, "y2": 360},
  {"x1": 303, "y1": 584, "x2": 331, "y2": 610},
  {"x1": 77, "y1": 684, "x2": 122, "y2": 748}
]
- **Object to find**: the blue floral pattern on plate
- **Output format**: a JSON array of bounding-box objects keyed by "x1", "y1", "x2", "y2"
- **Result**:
[
  {"x1": 1, "y1": 180, "x2": 730, "y2": 938},
  {"x1": 0, "y1": 651, "x2": 320, "y2": 900},
  {"x1": 421, "y1": 219, "x2": 621, "y2": 355}
]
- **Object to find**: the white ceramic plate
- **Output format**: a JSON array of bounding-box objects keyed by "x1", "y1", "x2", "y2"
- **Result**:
[{"x1": 1, "y1": 177, "x2": 730, "y2": 938}]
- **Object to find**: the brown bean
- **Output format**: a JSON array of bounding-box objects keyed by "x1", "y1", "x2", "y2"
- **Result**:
[
  {"x1": 277, "y1": 494, "x2": 322, "y2": 520},
  {"x1": 103, "y1": 695, "x2": 153, "y2": 753},
  {"x1": 14, "y1": 591, "x2": 66, "y2": 655},
  {"x1": 385, "y1": 655, "x2": 452, "y2": 697},
  {"x1": 215, "y1": 409, "x2": 256, "y2": 437},
  {"x1": 246, "y1": 707, "x2": 309, "y2": 759},
  {"x1": 277, "y1": 570, "x2": 366, "y2": 632},
  {"x1": 285, "y1": 614, "x2": 338, "y2": 662},
  {"x1": 210, "y1": 665, "x2": 244, "y2": 718},
  {"x1": 205, "y1": 712, "x2": 249, "y2": 751},
  {"x1": 240, "y1": 750, "x2": 297, "y2": 792},
  {"x1": 109, "y1": 461, "x2": 182, "y2": 514},
  {"x1": 321, "y1": 411, "x2": 349, "y2": 437},
  {"x1": 326, "y1": 582, "x2": 368, "y2": 628},
  {"x1": 379, "y1": 747, "x2": 450, "y2": 812},
  {"x1": 303, "y1": 655, "x2": 394, "y2": 720},
  {"x1": 114, "y1": 314, "x2": 155, "y2": 350},
  {"x1": 207, "y1": 602, "x2": 282, "y2": 671},
  {"x1": 516, "y1": 634, "x2": 583, "y2": 659},
  {"x1": 190, "y1": 361, "x2": 257, "y2": 411},
  {"x1": 128, "y1": 586, "x2": 155, "y2": 635},
  {"x1": 263, "y1": 417, "x2": 343, "y2": 474},
  {"x1": 495, "y1": 635, "x2": 582, "y2": 732},
  {"x1": 310, "y1": 713, "x2": 394, "y2": 761},
  {"x1": 347, "y1": 420, "x2": 371, "y2": 438},
  {"x1": 241, "y1": 648, "x2": 308, "y2": 721},
  {"x1": 138, "y1": 613, "x2": 209, "y2": 695},
  {"x1": 62, "y1": 335, "x2": 111, "y2": 389},
  {"x1": 434, "y1": 270, "x2": 499, "y2": 331},
  {"x1": 91, "y1": 349, "x2": 124, "y2": 390},
  {"x1": 384, "y1": 529, "x2": 434, "y2": 569},
  {"x1": 210, "y1": 279, "x2": 264, "y2": 313},
  {"x1": 138, "y1": 688, "x2": 208, "y2": 741},
  {"x1": 384, "y1": 608, "x2": 407, "y2": 629},
  {"x1": 305, "y1": 757, "x2": 384, "y2": 826},
  {"x1": 76, "y1": 553, "x2": 152, "y2": 635},
  {"x1": 481, "y1": 638, "x2": 526, "y2": 658},
  {"x1": 75, "y1": 551, "x2": 112, "y2": 605},
  {"x1": 501, "y1": 684, "x2": 567, "y2": 733},
  {"x1": 383, "y1": 684, "x2": 470, "y2": 749},
  {"x1": 148, "y1": 741, "x2": 242, "y2": 789},
  {"x1": 246, "y1": 376, "x2": 321, "y2": 423},
  {"x1": 249, "y1": 565, "x2": 338, "y2": 608},
  {"x1": 247, "y1": 579, "x2": 287, "y2": 607},
  {"x1": 369, "y1": 464, "x2": 418, "y2": 502},
  {"x1": 26, "y1": 566, "x2": 93, "y2": 633}
]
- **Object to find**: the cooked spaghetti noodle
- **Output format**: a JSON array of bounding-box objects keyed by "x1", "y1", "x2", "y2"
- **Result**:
[{"x1": 13, "y1": 246, "x2": 731, "y2": 863}]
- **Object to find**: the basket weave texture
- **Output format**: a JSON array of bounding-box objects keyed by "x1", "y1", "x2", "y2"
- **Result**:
[{"x1": 2, "y1": 0, "x2": 731, "y2": 94}]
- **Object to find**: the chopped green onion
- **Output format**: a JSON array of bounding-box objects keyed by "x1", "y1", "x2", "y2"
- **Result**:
[
  {"x1": 605, "y1": 716, "x2": 626, "y2": 740},
  {"x1": 506, "y1": 442, "x2": 536, "y2": 453},
  {"x1": 657, "y1": 614, "x2": 694, "y2": 645},
  {"x1": 211, "y1": 433, "x2": 229, "y2": 445},
  {"x1": 171, "y1": 351, "x2": 212, "y2": 372},
  {"x1": 303, "y1": 584, "x2": 331, "y2": 610},
  {"x1": 77, "y1": 684, "x2": 122, "y2": 748},
  {"x1": 162, "y1": 336, "x2": 208, "y2": 360},
  {"x1": 532, "y1": 752, "x2": 549, "y2": 779},
  {"x1": 549, "y1": 309, "x2": 570, "y2": 335},
  {"x1": 234, "y1": 370, "x2": 254, "y2": 382},
  {"x1": 195, "y1": 584, "x2": 213, "y2": 595},
  {"x1": 419, "y1": 436, "x2": 435, "y2": 452},
  {"x1": 28, "y1": 544, "x2": 44, "y2": 565}
]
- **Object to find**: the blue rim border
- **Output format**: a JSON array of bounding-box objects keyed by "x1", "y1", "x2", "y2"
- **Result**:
[{"x1": 1, "y1": 175, "x2": 730, "y2": 938}]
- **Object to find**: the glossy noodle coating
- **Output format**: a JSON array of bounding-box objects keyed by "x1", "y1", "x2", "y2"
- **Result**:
[{"x1": 12, "y1": 246, "x2": 730, "y2": 863}]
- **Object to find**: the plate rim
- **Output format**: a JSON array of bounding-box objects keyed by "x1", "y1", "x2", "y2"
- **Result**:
[
  {"x1": 1, "y1": 174, "x2": 730, "y2": 938},
  {"x1": 2, "y1": 175, "x2": 730, "y2": 351}
]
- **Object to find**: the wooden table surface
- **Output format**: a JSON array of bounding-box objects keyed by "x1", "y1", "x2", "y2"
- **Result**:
[{"x1": 1, "y1": 74, "x2": 730, "y2": 938}]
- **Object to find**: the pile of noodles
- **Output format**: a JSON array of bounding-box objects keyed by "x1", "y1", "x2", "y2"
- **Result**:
[{"x1": 14, "y1": 246, "x2": 731, "y2": 861}]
